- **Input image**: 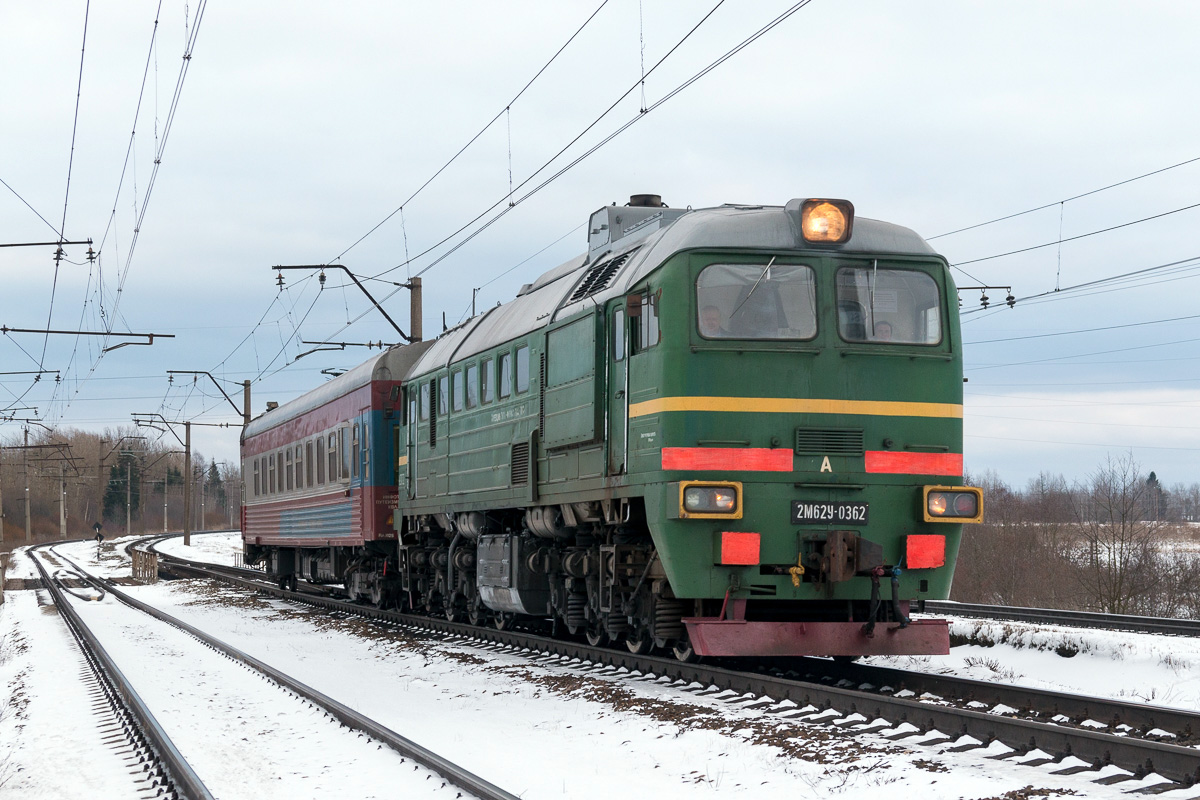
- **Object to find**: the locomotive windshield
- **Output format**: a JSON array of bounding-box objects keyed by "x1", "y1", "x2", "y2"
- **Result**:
[
  {"x1": 836, "y1": 266, "x2": 942, "y2": 345},
  {"x1": 696, "y1": 262, "x2": 817, "y2": 340}
]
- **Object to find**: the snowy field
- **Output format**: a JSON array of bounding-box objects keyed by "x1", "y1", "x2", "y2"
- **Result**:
[{"x1": 2, "y1": 532, "x2": 1199, "y2": 799}]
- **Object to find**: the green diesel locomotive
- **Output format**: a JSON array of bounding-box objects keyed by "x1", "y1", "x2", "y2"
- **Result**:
[{"x1": 245, "y1": 194, "x2": 982, "y2": 660}]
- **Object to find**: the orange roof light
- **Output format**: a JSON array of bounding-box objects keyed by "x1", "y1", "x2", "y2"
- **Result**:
[{"x1": 800, "y1": 198, "x2": 854, "y2": 244}]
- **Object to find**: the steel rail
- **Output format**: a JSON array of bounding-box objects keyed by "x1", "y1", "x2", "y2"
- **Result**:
[
  {"x1": 152, "y1": 550, "x2": 1200, "y2": 789},
  {"x1": 777, "y1": 659, "x2": 1198, "y2": 743},
  {"x1": 926, "y1": 600, "x2": 1200, "y2": 637},
  {"x1": 77, "y1": 543, "x2": 520, "y2": 800},
  {"x1": 29, "y1": 544, "x2": 215, "y2": 800}
]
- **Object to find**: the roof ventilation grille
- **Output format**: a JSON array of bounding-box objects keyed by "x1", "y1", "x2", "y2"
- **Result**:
[{"x1": 568, "y1": 250, "x2": 635, "y2": 304}]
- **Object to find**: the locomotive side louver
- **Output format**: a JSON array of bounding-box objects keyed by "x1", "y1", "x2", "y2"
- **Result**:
[
  {"x1": 794, "y1": 428, "x2": 863, "y2": 455},
  {"x1": 567, "y1": 250, "x2": 635, "y2": 304},
  {"x1": 511, "y1": 441, "x2": 530, "y2": 486}
]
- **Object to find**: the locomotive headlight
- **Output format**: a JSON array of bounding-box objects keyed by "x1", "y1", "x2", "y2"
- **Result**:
[
  {"x1": 800, "y1": 198, "x2": 854, "y2": 244},
  {"x1": 678, "y1": 481, "x2": 743, "y2": 518},
  {"x1": 923, "y1": 486, "x2": 983, "y2": 523}
]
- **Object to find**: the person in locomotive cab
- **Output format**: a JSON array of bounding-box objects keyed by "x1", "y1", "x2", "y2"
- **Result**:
[
  {"x1": 699, "y1": 304, "x2": 730, "y2": 338},
  {"x1": 873, "y1": 320, "x2": 893, "y2": 341}
]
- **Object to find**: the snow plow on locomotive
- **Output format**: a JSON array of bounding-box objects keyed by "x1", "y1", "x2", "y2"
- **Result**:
[{"x1": 242, "y1": 195, "x2": 982, "y2": 660}]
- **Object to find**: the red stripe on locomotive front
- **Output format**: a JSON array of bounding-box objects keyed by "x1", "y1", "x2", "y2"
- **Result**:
[
  {"x1": 662, "y1": 447, "x2": 792, "y2": 472},
  {"x1": 863, "y1": 451, "x2": 962, "y2": 475}
]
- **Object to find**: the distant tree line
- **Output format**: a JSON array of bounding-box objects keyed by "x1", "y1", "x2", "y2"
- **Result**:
[
  {"x1": 955, "y1": 453, "x2": 1200, "y2": 618},
  {"x1": 0, "y1": 425, "x2": 240, "y2": 550}
]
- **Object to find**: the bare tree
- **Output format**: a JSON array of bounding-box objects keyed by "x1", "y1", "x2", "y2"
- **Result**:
[{"x1": 1072, "y1": 453, "x2": 1164, "y2": 614}]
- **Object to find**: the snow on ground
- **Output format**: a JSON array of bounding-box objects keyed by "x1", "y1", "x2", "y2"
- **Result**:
[
  {"x1": 869, "y1": 615, "x2": 1200, "y2": 713},
  {"x1": 4, "y1": 532, "x2": 1199, "y2": 799}
]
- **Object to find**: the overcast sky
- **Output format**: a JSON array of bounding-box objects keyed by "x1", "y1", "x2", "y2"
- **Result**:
[{"x1": 2, "y1": 1, "x2": 1198, "y2": 489}]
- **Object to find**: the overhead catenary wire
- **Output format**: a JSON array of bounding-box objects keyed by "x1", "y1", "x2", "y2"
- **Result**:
[
  {"x1": 951, "y1": 201, "x2": 1200, "y2": 268},
  {"x1": 43, "y1": 1, "x2": 200, "y2": 426},
  {"x1": 245, "y1": 0, "x2": 808, "y2": 381},
  {"x1": 367, "y1": 0, "x2": 810, "y2": 286},
  {"x1": 41, "y1": 0, "x2": 93, "y2": 371},
  {"x1": 930, "y1": 154, "x2": 1200, "y2": 240},
  {"x1": 960, "y1": 253, "x2": 1200, "y2": 317},
  {"x1": 331, "y1": 0, "x2": 613, "y2": 265}
]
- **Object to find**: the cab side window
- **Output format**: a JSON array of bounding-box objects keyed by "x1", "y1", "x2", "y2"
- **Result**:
[
  {"x1": 499, "y1": 353, "x2": 512, "y2": 399},
  {"x1": 481, "y1": 358, "x2": 494, "y2": 404},
  {"x1": 452, "y1": 369, "x2": 464, "y2": 412},
  {"x1": 515, "y1": 346, "x2": 530, "y2": 393},
  {"x1": 629, "y1": 290, "x2": 660, "y2": 354}
]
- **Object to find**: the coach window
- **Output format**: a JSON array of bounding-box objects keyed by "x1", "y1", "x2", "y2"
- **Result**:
[
  {"x1": 420, "y1": 381, "x2": 430, "y2": 421},
  {"x1": 286, "y1": 449, "x2": 294, "y2": 491},
  {"x1": 466, "y1": 363, "x2": 479, "y2": 408},
  {"x1": 452, "y1": 369, "x2": 464, "y2": 412},
  {"x1": 481, "y1": 358, "x2": 494, "y2": 404},
  {"x1": 306, "y1": 441, "x2": 314, "y2": 486},
  {"x1": 835, "y1": 266, "x2": 942, "y2": 345},
  {"x1": 328, "y1": 432, "x2": 339, "y2": 482},
  {"x1": 340, "y1": 426, "x2": 351, "y2": 480},
  {"x1": 352, "y1": 424, "x2": 360, "y2": 479},
  {"x1": 253, "y1": 460, "x2": 260, "y2": 497},
  {"x1": 277, "y1": 452, "x2": 285, "y2": 493},
  {"x1": 438, "y1": 375, "x2": 449, "y2": 416},
  {"x1": 316, "y1": 436, "x2": 326, "y2": 485},
  {"x1": 613, "y1": 307, "x2": 626, "y2": 361},
  {"x1": 499, "y1": 352, "x2": 512, "y2": 399},
  {"x1": 268, "y1": 456, "x2": 276, "y2": 494},
  {"x1": 295, "y1": 444, "x2": 304, "y2": 490}
]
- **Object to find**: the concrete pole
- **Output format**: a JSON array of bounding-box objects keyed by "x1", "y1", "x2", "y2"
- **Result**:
[
  {"x1": 126, "y1": 462, "x2": 132, "y2": 536},
  {"x1": 1, "y1": 450, "x2": 6, "y2": 547},
  {"x1": 162, "y1": 476, "x2": 168, "y2": 533},
  {"x1": 243, "y1": 380, "x2": 252, "y2": 427},
  {"x1": 183, "y1": 422, "x2": 192, "y2": 546},
  {"x1": 97, "y1": 439, "x2": 106, "y2": 529},
  {"x1": 59, "y1": 463, "x2": 66, "y2": 539},
  {"x1": 24, "y1": 428, "x2": 31, "y2": 544},
  {"x1": 200, "y1": 471, "x2": 206, "y2": 532},
  {"x1": 410, "y1": 276, "x2": 423, "y2": 342}
]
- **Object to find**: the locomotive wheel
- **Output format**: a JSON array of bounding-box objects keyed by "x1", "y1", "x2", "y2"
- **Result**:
[
  {"x1": 445, "y1": 595, "x2": 464, "y2": 623},
  {"x1": 671, "y1": 639, "x2": 699, "y2": 663},
  {"x1": 371, "y1": 583, "x2": 386, "y2": 609},
  {"x1": 493, "y1": 612, "x2": 515, "y2": 631},
  {"x1": 584, "y1": 621, "x2": 608, "y2": 648},
  {"x1": 285, "y1": 574, "x2": 298, "y2": 593},
  {"x1": 467, "y1": 601, "x2": 489, "y2": 627},
  {"x1": 625, "y1": 631, "x2": 653, "y2": 655}
]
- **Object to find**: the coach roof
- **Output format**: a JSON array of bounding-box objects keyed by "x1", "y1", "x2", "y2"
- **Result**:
[{"x1": 244, "y1": 340, "x2": 435, "y2": 439}]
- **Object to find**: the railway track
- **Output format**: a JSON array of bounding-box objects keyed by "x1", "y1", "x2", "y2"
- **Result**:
[
  {"x1": 150, "y1": 537, "x2": 1200, "y2": 794},
  {"x1": 926, "y1": 600, "x2": 1200, "y2": 637},
  {"x1": 30, "y1": 544, "x2": 213, "y2": 800},
  {"x1": 30, "y1": 540, "x2": 520, "y2": 800}
]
